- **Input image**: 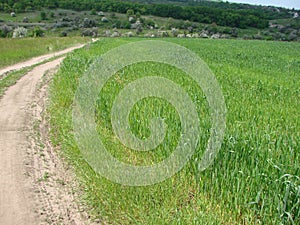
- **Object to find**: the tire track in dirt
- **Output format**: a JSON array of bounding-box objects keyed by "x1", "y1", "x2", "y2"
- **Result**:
[{"x1": 0, "y1": 46, "x2": 99, "y2": 224}]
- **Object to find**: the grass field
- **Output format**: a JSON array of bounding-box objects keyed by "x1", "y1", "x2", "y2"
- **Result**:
[
  {"x1": 49, "y1": 38, "x2": 300, "y2": 224},
  {"x1": 0, "y1": 37, "x2": 89, "y2": 68}
]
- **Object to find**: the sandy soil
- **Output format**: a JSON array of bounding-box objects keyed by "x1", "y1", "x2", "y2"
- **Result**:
[{"x1": 0, "y1": 47, "x2": 98, "y2": 224}]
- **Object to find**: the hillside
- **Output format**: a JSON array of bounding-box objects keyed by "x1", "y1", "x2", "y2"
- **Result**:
[{"x1": 0, "y1": 0, "x2": 299, "y2": 41}]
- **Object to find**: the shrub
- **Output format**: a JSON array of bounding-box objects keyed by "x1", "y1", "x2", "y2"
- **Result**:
[
  {"x1": 60, "y1": 30, "x2": 68, "y2": 37},
  {"x1": 83, "y1": 18, "x2": 96, "y2": 28},
  {"x1": 0, "y1": 25, "x2": 12, "y2": 37},
  {"x1": 40, "y1": 11, "x2": 47, "y2": 20},
  {"x1": 101, "y1": 17, "x2": 109, "y2": 23},
  {"x1": 82, "y1": 28, "x2": 98, "y2": 37},
  {"x1": 98, "y1": 11, "x2": 105, "y2": 16},
  {"x1": 29, "y1": 26, "x2": 44, "y2": 37},
  {"x1": 22, "y1": 17, "x2": 29, "y2": 23},
  {"x1": 126, "y1": 9, "x2": 134, "y2": 17},
  {"x1": 121, "y1": 21, "x2": 131, "y2": 29},
  {"x1": 145, "y1": 19, "x2": 155, "y2": 27},
  {"x1": 13, "y1": 27, "x2": 27, "y2": 38},
  {"x1": 91, "y1": 9, "x2": 97, "y2": 15},
  {"x1": 288, "y1": 33, "x2": 298, "y2": 41}
]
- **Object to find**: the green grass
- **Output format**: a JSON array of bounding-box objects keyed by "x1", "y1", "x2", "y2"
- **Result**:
[
  {"x1": 0, "y1": 11, "x2": 41, "y2": 22},
  {"x1": 0, "y1": 37, "x2": 89, "y2": 68},
  {"x1": 49, "y1": 38, "x2": 300, "y2": 224},
  {"x1": 0, "y1": 67, "x2": 31, "y2": 98},
  {"x1": 0, "y1": 45, "x2": 77, "y2": 99}
]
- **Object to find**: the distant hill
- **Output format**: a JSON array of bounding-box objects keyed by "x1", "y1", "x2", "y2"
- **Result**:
[{"x1": 0, "y1": 0, "x2": 299, "y2": 29}]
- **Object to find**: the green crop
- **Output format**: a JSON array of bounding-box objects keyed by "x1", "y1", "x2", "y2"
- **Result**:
[{"x1": 49, "y1": 38, "x2": 300, "y2": 224}]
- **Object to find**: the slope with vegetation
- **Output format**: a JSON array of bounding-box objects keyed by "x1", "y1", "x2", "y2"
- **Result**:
[{"x1": 0, "y1": 0, "x2": 300, "y2": 41}]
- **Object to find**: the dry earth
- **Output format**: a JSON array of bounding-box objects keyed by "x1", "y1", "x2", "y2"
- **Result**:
[{"x1": 0, "y1": 46, "x2": 99, "y2": 225}]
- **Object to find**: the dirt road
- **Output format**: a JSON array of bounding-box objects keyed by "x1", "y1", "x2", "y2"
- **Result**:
[
  {"x1": 0, "y1": 44, "x2": 85, "y2": 78},
  {"x1": 0, "y1": 46, "x2": 95, "y2": 224}
]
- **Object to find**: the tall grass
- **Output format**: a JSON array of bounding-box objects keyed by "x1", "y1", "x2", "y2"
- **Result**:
[{"x1": 49, "y1": 38, "x2": 300, "y2": 224}]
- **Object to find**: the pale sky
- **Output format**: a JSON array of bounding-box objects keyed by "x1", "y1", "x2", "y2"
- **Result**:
[{"x1": 226, "y1": 0, "x2": 300, "y2": 9}]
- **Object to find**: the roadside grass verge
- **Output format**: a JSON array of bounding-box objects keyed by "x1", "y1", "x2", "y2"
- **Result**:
[
  {"x1": 0, "y1": 52, "x2": 73, "y2": 99},
  {"x1": 49, "y1": 38, "x2": 300, "y2": 224},
  {"x1": 0, "y1": 68, "x2": 31, "y2": 98},
  {"x1": 0, "y1": 37, "x2": 89, "y2": 68}
]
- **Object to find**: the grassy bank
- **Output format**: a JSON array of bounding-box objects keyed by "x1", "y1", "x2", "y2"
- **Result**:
[
  {"x1": 0, "y1": 68, "x2": 30, "y2": 98},
  {"x1": 49, "y1": 38, "x2": 300, "y2": 224},
  {"x1": 0, "y1": 37, "x2": 89, "y2": 68}
]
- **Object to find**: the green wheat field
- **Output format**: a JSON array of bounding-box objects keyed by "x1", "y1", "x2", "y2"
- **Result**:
[{"x1": 49, "y1": 38, "x2": 299, "y2": 224}]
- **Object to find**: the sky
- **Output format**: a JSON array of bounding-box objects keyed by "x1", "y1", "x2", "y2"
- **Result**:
[{"x1": 226, "y1": 0, "x2": 300, "y2": 9}]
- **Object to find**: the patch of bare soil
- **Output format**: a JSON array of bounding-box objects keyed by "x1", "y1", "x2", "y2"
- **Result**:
[{"x1": 0, "y1": 55, "x2": 99, "y2": 224}]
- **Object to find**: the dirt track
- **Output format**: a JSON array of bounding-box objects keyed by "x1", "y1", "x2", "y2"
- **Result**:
[
  {"x1": 0, "y1": 46, "x2": 96, "y2": 224},
  {"x1": 0, "y1": 44, "x2": 84, "y2": 78}
]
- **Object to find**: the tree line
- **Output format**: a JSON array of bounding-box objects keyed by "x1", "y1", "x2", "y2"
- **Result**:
[
  {"x1": 0, "y1": 0, "x2": 276, "y2": 28},
  {"x1": 132, "y1": 0, "x2": 297, "y2": 19}
]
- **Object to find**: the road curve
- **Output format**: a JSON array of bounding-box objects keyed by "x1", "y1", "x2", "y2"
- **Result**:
[
  {"x1": 0, "y1": 44, "x2": 93, "y2": 224},
  {"x1": 0, "y1": 44, "x2": 85, "y2": 78}
]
